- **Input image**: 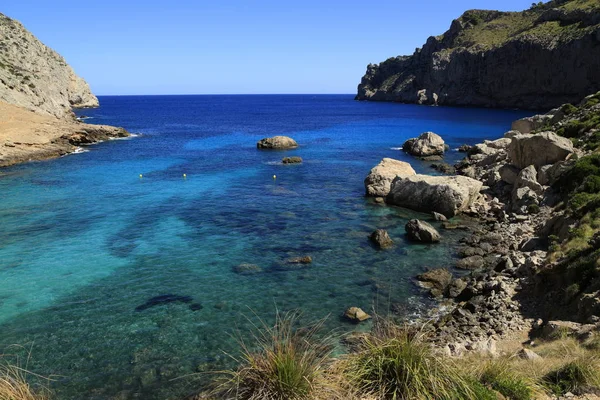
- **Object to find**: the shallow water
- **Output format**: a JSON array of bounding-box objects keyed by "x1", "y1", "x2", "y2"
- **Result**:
[{"x1": 0, "y1": 95, "x2": 529, "y2": 399}]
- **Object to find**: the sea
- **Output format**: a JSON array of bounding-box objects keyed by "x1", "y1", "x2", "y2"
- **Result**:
[{"x1": 0, "y1": 95, "x2": 530, "y2": 399}]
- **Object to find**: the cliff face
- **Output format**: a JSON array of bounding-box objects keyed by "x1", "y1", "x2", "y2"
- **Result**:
[
  {"x1": 356, "y1": 0, "x2": 600, "y2": 110},
  {"x1": 0, "y1": 13, "x2": 98, "y2": 119}
]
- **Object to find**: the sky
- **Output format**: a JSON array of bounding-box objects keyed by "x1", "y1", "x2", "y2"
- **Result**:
[{"x1": 4, "y1": 0, "x2": 537, "y2": 95}]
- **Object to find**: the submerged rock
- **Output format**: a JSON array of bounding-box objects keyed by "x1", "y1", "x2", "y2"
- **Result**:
[
  {"x1": 416, "y1": 268, "x2": 452, "y2": 298},
  {"x1": 364, "y1": 158, "x2": 416, "y2": 197},
  {"x1": 286, "y1": 256, "x2": 312, "y2": 264},
  {"x1": 405, "y1": 219, "x2": 441, "y2": 243},
  {"x1": 256, "y1": 136, "x2": 298, "y2": 149},
  {"x1": 403, "y1": 132, "x2": 446, "y2": 157},
  {"x1": 233, "y1": 263, "x2": 263, "y2": 275},
  {"x1": 369, "y1": 229, "x2": 394, "y2": 249},
  {"x1": 387, "y1": 174, "x2": 483, "y2": 218},
  {"x1": 344, "y1": 307, "x2": 371, "y2": 323},
  {"x1": 135, "y1": 294, "x2": 194, "y2": 312}
]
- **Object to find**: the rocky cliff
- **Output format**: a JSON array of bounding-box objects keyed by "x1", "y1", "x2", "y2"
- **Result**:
[
  {"x1": 0, "y1": 12, "x2": 98, "y2": 119},
  {"x1": 356, "y1": 0, "x2": 600, "y2": 110}
]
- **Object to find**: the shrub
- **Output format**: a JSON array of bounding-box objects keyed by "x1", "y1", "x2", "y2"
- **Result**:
[
  {"x1": 527, "y1": 204, "x2": 540, "y2": 214},
  {"x1": 543, "y1": 356, "x2": 600, "y2": 395},
  {"x1": 209, "y1": 312, "x2": 337, "y2": 400},
  {"x1": 479, "y1": 361, "x2": 534, "y2": 400},
  {"x1": 562, "y1": 103, "x2": 578, "y2": 115},
  {"x1": 342, "y1": 321, "x2": 485, "y2": 399}
]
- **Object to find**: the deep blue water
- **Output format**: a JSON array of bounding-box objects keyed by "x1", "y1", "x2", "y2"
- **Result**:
[{"x1": 0, "y1": 95, "x2": 529, "y2": 399}]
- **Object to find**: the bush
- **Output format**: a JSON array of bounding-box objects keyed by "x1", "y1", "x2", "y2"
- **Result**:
[
  {"x1": 527, "y1": 204, "x2": 540, "y2": 214},
  {"x1": 543, "y1": 356, "x2": 600, "y2": 395},
  {"x1": 479, "y1": 361, "x2": 534, "y2": 400},
  {"x1": 209, "y1": 312, "x2": 337, "y2": 400},
  {"x1": 342, "y1": 321, "x2": 486, "y2": 399},
  {"x1": 562, "y1": 103, "x2": 578, "y2": 115}
]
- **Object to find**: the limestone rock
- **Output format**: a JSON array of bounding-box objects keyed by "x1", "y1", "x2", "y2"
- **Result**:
[
  {"x1": 370, "y1": 229, "x2": 394, "y2": 249},
  {"x1": 405, "y1": 219, "x2": 441, "y2": 243},
  {"x1": 416, "y1": 268, "x2": 452, "y2": 297},
  {"x1": 387, "y1": 174, "x2": 483, "y2": 218},
  {"x1": 456, "y1": 256, "x2": 485, "y2": 270},
  {"x1": 344, "y1": 307, "x2": 371, "y2": 323},
  {"x1": 286, "y1": 256, "x2": 312, "y2": 264},
  {"x1": 518, "y1": 348, "x2": 541, "y2": 360},
  {"x1": 511, "y1": 115, "x2": 554, "y2": 134},
  {"x1": 433, "y1": 212, "x2": 447, "y2": 221},
  {"x1": 0, "y1": 13, "x2": 98, "y2": 118},
  {"x1": 499, "y1": 164, "x2": 520, "y2": 185},
  {"x1": 508, "y1": 132, "x2": 574, "y2": 169},
  {"x1": 364, "y1": 158, "x2": 416, "y2": 197},
  {"x1": 257, "y1": 136, "x2": 298, "y2": 149},
  {"x1": 282, "y1": 156, "x2": 302, "y2": 164},
  {"x1": 403, "y1": 132, "x2": 445, "y2": 157}
]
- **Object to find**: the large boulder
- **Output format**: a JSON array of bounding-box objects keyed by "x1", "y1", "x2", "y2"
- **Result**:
[
  {"x1": 257, "y1": 136, "x2": 298, "y2": 149},
  {"x1": 387, "y1": 174, "x2": 483, "y2": 218},
  {"x1": 416, "y1": 268, "x2": 452, "y2": 298},
  {"x1": 405, "y1": 219, "x2": 441, "y2": 243},
  {"x1": 364, "y1": 158, "x2": 416, "y2": 197},
  {"x1": 508, "y1": 132, "x2": 574, "y2": 169},
  {"x1": 403, "y1": 132, "x2": 445, "y2": 157},
  {"x1": 511, "y1": 114, "x2": 554, "y2": 134}
]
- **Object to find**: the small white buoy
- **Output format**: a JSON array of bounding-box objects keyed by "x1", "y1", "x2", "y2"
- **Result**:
[
  {"x1": 139, "y1": 174, "x2": 143, "y2": 178},
  {"x1": 183, "y1": 173, "x2": 187, "y2": 178},
  {"x1": 273, "y1": 175, "x2": 277, "y2": 180}
]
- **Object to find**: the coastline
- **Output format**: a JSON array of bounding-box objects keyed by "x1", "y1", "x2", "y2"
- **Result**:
[{"x1": 0, "y1": 101, "x2": 129, "y2": 168}]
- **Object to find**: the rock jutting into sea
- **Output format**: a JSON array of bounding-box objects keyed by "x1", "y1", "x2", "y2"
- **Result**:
[{"x1": 256, "y1": 136, "x2": 298, "y2": 149}]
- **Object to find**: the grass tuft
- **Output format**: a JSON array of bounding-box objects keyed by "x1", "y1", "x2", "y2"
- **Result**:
[
  {"x1": 340, "y1": 320, "x2": 488, "y2": 399},
  {"x1": 208, "y1": 311, "x2": 339, "y2": 400},
  {"x1": 543, "y1": 355, "x2": 600, "y2": 395},
  {"x1": 478, "y1": 360, "x2": 534, "y2": 400},
  {"x1": 0, "y1": 351, "x2": 50, "y2": 400}
]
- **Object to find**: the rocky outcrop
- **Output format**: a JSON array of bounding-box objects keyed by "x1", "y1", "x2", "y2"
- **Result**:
[
  {"x1": 257, "y1": 136, "x2": 298, "y2": 149},
  {"x1": 405, "y1": 219, "x2": 441, "y2": 243},
  {"x1": 416, "y1": 268, "x2": 452, "y2": 298},
  {"x1": 356, "y1": 2, "x2": 600, "y2": 110},
  {"x1": 387, "y1": 174, "x2": 483, "y2": 217},
  {"x1": 0, "y1": 13, "x2": 99, "y2": 119},
  {"x1": 507, "y1": 132, "x2": 574, "y2": 169},
  {"x1": 282, "y1": 156, "x2": 302, "y2": 164},
  {"x1": 403, "y1": 132, "x2": 445, "y2": 157},
  {"x1": 344, "y1": 307, "x2": 371, "y2": 323},
  {"x1": 364, "y1": 158, "x2": 416, "y2": 197},
  {"x1": 369, "y1": 229, "x2": 394, "y2": 249}
]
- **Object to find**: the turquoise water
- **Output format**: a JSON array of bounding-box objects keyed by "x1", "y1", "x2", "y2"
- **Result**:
[{"x1": 0, "y1": 95, "x2": 529, "y2": 399}]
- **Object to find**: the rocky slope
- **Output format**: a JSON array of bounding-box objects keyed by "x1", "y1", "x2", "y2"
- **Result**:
[
  {"x1": 356, "y1": 0, "x2": 600, "y2": 110},
  {"x1": 0, "y1": 12, "x2": 98, "y2": 119}
]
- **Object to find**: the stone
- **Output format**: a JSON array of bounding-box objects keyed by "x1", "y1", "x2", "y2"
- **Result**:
[
  {"x1": 541, "y1": 320, "x2": 582, "y2": 339},
  {"x1": 456, "y1": 256, "x2": 485, "y2": 270},
  {"x1": 233, "y1": 263, "x2": 263, "y2": 275},
  {"x1": 499, "y1": 164, "x2": 520, "y2": 185},
  {"x1": 282, "y1": 156, "x2": 302, "y2": 164},
  {"x1": 518, "y1": 348, "x2": 541, "y2": 360},
  {"x1": 402, "y1": 132, "x2": 446, "y2": 157},
  {"x1": 430, "y1": 162, "x2": 455, "y2": 174},
  {"x1": 432, "y1": 211, "x2": 447, "y2": 221},
  {"x1": 286, "y1": 256, "x2": 312, "y2": 264},
  {"x1": 256, "y1": 136, "x2": 298, "y2": 149},
  {"x1": 515, "y1": 165, "x2": 543, "y2": 194},
  {"x1": 344, "y1": 307, "x2": 371, "y2": 323},
  {"x1": 511, "y1": 115, "x2": 553, "y2": 134},
  {"x1": 387, "y1": 174, "x2": 483, "y2": 218},
  {"x1": 369, "y1": 229, "x2": 394, "y2": 249},
  {"x1": 405, "y1": 219, "x2": 441, "y2": 243},
  {"x1": 416, "y1": 268, "x2": 452, "y2": 297},
  {"x1": 508, "y1": 132, "x2": 574, "y2": 169},
  {"x1": 364, "y1": 158, "x2": 416, "y2": 197},
  {"x1": 448, "y1": 278, "x2": 467, "y2": 298}
]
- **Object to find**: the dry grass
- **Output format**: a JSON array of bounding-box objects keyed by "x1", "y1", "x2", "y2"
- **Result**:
[{"x1": 0, "y1": 349, "x2": 50, "y2": 400}]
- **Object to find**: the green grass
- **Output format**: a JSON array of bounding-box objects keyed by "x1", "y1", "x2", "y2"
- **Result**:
[
  {"x1": 479, "y1": 361, "x2": 534, "y2": 400},
  {"x1": 208, "y1": 312, "x2": 338, "y2": 400},
  {"x1": 341, "y1": 321, "x2": 490, "y2": 399},
  {"x1": 0, "y1": 351, "x2": 50, "y2": 400},
  {"x1": 543, "y1": 356, "x2": 600, "y2": 395}
]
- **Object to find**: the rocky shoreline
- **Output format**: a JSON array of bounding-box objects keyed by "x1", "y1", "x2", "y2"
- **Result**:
[
  {"x1": 364, "y1": 92, "x2": 600, "y2": 361},
  {"x1": 0, "y1": 101, "x2": 129, "y2": 168}
]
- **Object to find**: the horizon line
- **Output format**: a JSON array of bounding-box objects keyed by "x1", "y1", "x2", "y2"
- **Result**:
[{"x1": 95, "y1": 93, "x2": 357, "y2": 97}]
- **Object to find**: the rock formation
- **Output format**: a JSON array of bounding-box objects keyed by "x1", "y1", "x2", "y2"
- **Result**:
[
  {"x1": 256, "y1": 136, "x2": 298, "y2": 149},
  {"x1": 405, "y1": 219, "x2": 441, "y2": 243},
  {"x1": 403, "y1": 132, "x2": 446, "y2": 157},
  {"x1": 386, "y1": 174, "x2": 483, "y2": 217},
  {"x1": 364, "y1": 158, "x2": 416, "y2": 197},
  {"x1": 0, "y1": 13, "x2": 99, "y2": 119},
  {"x1": 369, "y1": 229, "x2": 394, "y2": 249},
  {"x1": 356, "y1": 1, "x2": 600, "y2": 110}
]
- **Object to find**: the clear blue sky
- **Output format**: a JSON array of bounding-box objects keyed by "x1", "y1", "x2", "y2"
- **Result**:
[{"x1": 4, "y1": 0, "x2": 536, "y2": 95}]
